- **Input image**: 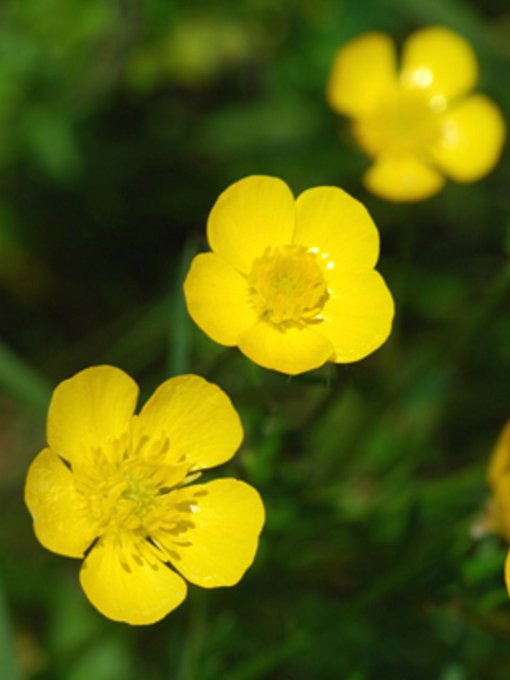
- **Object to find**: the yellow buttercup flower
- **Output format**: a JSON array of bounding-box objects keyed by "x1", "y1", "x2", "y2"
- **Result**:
[
  {"x1": 327, "y1": 26, "x2": 506, "y2": 202},
  {"x1": 24, "y1": 366, "x2": 264, "y2": 625},
  {"x1": 485, "y1": 420, "x2": 510, "y2": 543},
  {"x1": 184, "y1": 175, "x2": 394, "y2": 375}
]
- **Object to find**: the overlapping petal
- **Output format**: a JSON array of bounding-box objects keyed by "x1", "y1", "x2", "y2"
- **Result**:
[
  {"x1": 327, "y1": 32, "x2": 397, "y2": 117},
  {"x1": 433, "y1": 95, "x2": 506, "y2": 182},
  {"x1": 165, "y1": 479, "x2": 265, "y2": 588},
  {"x1": 24, "y1": 448, "x2": 99, "y2": 558},
  {"x1": 136, "y1": 375, "x2": 243, "y2": 470},
  {"x1": 207, "y1": 175, "x2": 295, "y2": 274},
  {"x1": 80, "y1": 535, "x2": 187, "y2": 625},
  {"x1": 294, "y1": 186, "x2": 379, "y2": 273},
  {"x1": 401, "y1": 26, "x2": 478, "y2": 100},
  {"x1": 47, "y1": 366, "x2": 138, "y2": 467},
  {"x1": 319, "y1": 270, "x2": 395, "y2": 362},
  {"x1": 238, "y1": 321, "x2": 333, "y2": 375},
  {"x1": 183, "y1": 252, "x2": 257, "y2": 346},
  {"x1": 363, "y1": 153, "x2": 445, "y2": 202}
]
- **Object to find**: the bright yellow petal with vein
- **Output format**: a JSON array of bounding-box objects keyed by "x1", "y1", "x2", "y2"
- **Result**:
[
  {"x1": 294, "y1": 186, "x2": 379, "y2": 273},
  {"x1": 80, "y1": 536, "x2": 187, "y2": 625},
  {"x1": 327, "y1": 32, "x2": 397, "y2": 117},
  {"x1": 167, "y1": 479, "x2": 264, "y2": 588},
  {"x1": 433, "y1": 95, "x2": 505, "y2": 182},
  {"x1": 488, "y1": 420, "x2": 510, "y2": 489},
  {"x1": 183, "y1": 252, "x2": 257, "y2": 346},
  {"x1": 207, "y1": 176, "x2": 296, "y2": 274},
  {"x1": 47, "y1": 366, "x2": 138, "y2": 467},
  {"x1": 136, "y1": 375, "x2": 243, "y2": 470},
  {"x1": 238, "y1": 322, "x2": 333, "y2": 375},
  {"x1": 319, "y1": 270, "x2": 395, "y2": 362},
  {"x1": 363, "y1": 153, "x2": 445, "y2": 202},
  {"x1": 24, "y1": 448, "x2": 99, "y2": 558},
  {"x1": 401, "y1": 26, "x2": 478, "y2": 101}
]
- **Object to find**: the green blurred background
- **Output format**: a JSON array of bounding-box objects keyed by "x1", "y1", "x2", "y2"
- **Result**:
[{"x1": 1, "y1": 0, "x2": 510, "y2": 678}]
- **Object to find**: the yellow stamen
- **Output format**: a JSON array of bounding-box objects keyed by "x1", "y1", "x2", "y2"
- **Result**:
[
  {"x1": 74, "y1": 432, "x2": 193, "y2": 538},
  {"x1": 247, "y1": 245, "x2": 329, "y2": 329}
]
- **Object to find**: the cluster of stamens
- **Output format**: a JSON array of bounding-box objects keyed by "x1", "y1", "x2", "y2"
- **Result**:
[
  {"x1": 247, "y1": 245, "x2": 329, "y2": 330},
  {"x1": 71, "y1": 431, "x2": 206, "y2": 565}
]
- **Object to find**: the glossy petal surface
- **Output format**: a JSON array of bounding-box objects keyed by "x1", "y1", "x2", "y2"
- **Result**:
[
  {"x1": 25, "y1": 448, "x2": 98, "y2": 558},
  {"x1": 327, "y1": 32, "x2": 397, "y2": 117},
  {"x1": 80, "y1": 535, "x2": 187, "y2": 625},
  {"x1": 401, "y1": 26, "x2": 478, "y2": 100},
  {"x1": 434, "y1": 95, "x2": 505, "y2": 182},
  {"x1": 363, "y1": 153, "x2": 445, "y2": 202},
  {"x1": 207, "y1": 175, "x2": 296, "y2": 274},
  {"x1": 47, "y1": 366, "x2": 138, "y2": 467},
  {"x1": 136, "y1": 375, "x2": 243, "y2": 470},
  {"x1": 319, "y1": 270, "x2": 395, "y2": 362},
  {"x1": 238, "y1": 321, "x2": 333, "y2": 375},
  {"x1": 166, "y1": 479, "x2": 265, "y2": 588},
  {"x1": 183, "y1": 252, "x2": 257, "y2": 346},
  {"x1": 294, "y1": 186, "x2": 379, "y2": 273}
]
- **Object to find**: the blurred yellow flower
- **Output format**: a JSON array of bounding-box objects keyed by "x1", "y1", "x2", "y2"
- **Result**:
[
  {"x1": 485, "y1": 420, "x2": 510, "y2": 543},
  {"x1": 25, "y1": 366, "x2": 264, "y2": 625},
  {"x1": 327, "y1": 26, "x2": 506, "y2": 202},
  {"x1": 184, "y1": 175, "x2": 394, "y2": 375}
]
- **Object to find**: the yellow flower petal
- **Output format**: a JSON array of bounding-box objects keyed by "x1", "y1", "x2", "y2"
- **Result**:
[
  {"x1": 363, "y1": 153, "x2": 445, "y2": 202},
  {"x1": 294, "y1": 186, "x2": 379, "y2": 273},
  {"x1": 165, "y1": 479, "x2": 264, "y2": 588},
  {"x1": 504, "y1": 548, "x2": 510, "y2": 594},
  {"x1": 80, "y1": 535, "x2": 187, "y2": 625},
  {"x1": 47, "y1": 366, "x2": 138, "y2": 467},
  {"x1": 24, "y1": 448, "x2": 98, "y2": 558},
  {"x1": 183, "y1": 252, "x2": 258, "y2": 346},
  {"x1": 327, "y1": 32, "x2": 397, "y2": 117},
  {"x1": 136, "y1": 375, "x2": 243, "y2": 470},
  {"x1": 238, "y1": 321, "x2": 333, "y2": 375},
  {"x1": 401, "y1": 26, "x2": 478, "y2": 101},
  {"x1": 433, "y1": 95, "x2": 505, "y2": 182},
  {"x1": 207, "y1": 176, "x2": 296, "y2": 274},
  {"x1": 490, "y1": 475, "x2": 510, "y2": 541},
  {"x1": 488, "y1": 420, "x2": 510, "y2": 490},
  {"x1": 319, "y1": 270, "x2": 395, "y2": 362}
]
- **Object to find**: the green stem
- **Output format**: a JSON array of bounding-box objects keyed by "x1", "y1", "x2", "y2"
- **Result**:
[{"x1": 174, "y1": 591, "x2": 207, "y2": 680}]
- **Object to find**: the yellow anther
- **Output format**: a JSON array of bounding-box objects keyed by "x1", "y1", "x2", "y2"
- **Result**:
[{"x1": 247, "y1": 245, "x2": 329, "y2": 329}]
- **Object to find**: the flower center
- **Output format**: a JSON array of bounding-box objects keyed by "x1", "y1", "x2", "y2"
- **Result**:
[
  {"x1": 247, "y1": 245, "x2": 329, "y2": 329},
  {"x1": 74, "y1": 432, "x2": 192, "y2": 535},
  {"x1": 121, "y1": 474, "x2": 155, "y2": 517},
  {"x1": 353, "y1": 87, "x2": 445, "y2": 157}
]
